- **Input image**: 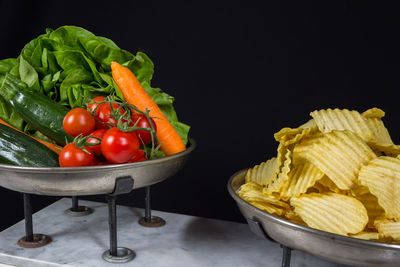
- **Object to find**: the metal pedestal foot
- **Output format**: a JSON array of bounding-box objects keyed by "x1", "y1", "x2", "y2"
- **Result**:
[
  {"x1": 17, "y1": 193, "x2": 52, "y2": 248},
  {"x1": 64, "y1": 196, "x2": 93, "y2": 216},
  {"x1": 138, "y1": 186, "x2": 166, "y2": 228},
  {"x1": 102, "y1": 176, "x2": 135, "y2": 263}
]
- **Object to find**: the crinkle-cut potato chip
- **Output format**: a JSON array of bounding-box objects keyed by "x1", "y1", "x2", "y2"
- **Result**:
[
  {"x1": 245, "y1": 157, "x2": 278, "y2": 186},
  {"x1": 362, "y1": 107, "x2": 385, "y2": 119},
  {"x1": 358, "y1": 156, "x2": 400, "y2": 220},
  {"x1": 374, "y1": 219, "x2": 400, "y2": 241},
  {"x1": 249, "y1": 201, "x2": 285, "y2": 216},
  {"x1": 279, "y1": 162, "x2": 325, "y2": 199},
  {"x1": 311, "y1": 108, "x2": 374, "y2": 143},
  {"x1": 274, "y1": 125, "x2": 319, "y2": 146},
  {"x1": 350, "y1": 186, "x2": 385, "y2": 228},
  {"x1": 263, "y1": 140, "x2": 293, "y2": 194},
  {"x1": 274, "y1": 128, "x2": 304, "y2": 143},
  {"x1": 348, "y1": 231, "x2": 385, "y2": 241},
  {"x1": 293, "y1": 130, "x2": 376, "y2": 190},
  {"x1": 290, "y1": 193, "x2": 368, "y2": 235},
  {"x1": 369, "y1": 143, "x2": 400, "y2": 158},
  {"x1": 239, "y1": 182, "x2": 263, "y2": 193},
  {"x1": 238, "y1": 184, "x2": 291, "y2": 210},
  {"x1": 365, "y1": 117, "x2": 393, "y2": 145},
  {"x1": 299, "y1": 119, "x2": 316, "y2": 129},
  {"x1": 283, "y1": 210, "x2": 306, "y2": 226},
  {"x1": 317, "y1": 176, "x2": 346, "y2": 194}
]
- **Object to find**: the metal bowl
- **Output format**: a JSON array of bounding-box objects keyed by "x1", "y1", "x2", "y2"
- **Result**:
[
  {"x1": 0, "y1": 139, "x2": 195, "y2": 196},
  {"x1": 228, "y1": 169, "x2": 400, "y2": 267}
]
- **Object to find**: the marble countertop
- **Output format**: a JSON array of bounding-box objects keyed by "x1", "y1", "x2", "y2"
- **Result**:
[{"x1": 0, "y1": 198, "x2": 347, "y2": 267}]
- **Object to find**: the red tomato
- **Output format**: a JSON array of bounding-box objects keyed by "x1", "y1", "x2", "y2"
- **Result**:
[
  {"x1": 127, "y1": 149, "x2": 147, "y2": 163},
  {"x1": 59, "y1": 143, "x2": 96, "y2": 167},
  {"x1": 88, "y1": 96, "x2": 106, "y2": 129},
  {"x1": 86, "y1": 129, "x2": 107, "y2": 157},
  {"x1": 95, "y1": 103, "x2": 126, "y2": 129},
  {"x1": 63, "y1": 108, "x2": 95, "y2": 137},
  {"x1": 130, "y1": 113, "x2": 157, "y2": 144},
  {"x1": 101, "y1": 128, "x2": 140, "y2": 164},
  {"x1": 88, "y1": 96, "x2": 106, "y2": 114}
]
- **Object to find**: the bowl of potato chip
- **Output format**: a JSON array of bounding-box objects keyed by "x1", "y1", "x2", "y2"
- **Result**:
[{"x1": 228, "y1": 108, "x2": 400, "y2": 267}]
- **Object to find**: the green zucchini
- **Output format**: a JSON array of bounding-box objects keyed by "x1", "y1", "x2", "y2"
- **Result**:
[
  {"x1": 0, "y1": 74, "x2": 73, "y2": 145},
  {"x1": 0, "y1": 124, "x2": 59, "y2": 167}
]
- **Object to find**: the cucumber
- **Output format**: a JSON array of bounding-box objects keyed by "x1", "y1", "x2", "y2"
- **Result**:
[
  {"x1": 0, "y1": 74, "x2": 73, "y2": 145},
  {"x1": 0, "y1": 124, "x2": 59, "y2": 167}
]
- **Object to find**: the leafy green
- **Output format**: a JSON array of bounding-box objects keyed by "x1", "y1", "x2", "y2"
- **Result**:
[{"x1": 0, "y1": 25, "x2": 190, "y2": 145}]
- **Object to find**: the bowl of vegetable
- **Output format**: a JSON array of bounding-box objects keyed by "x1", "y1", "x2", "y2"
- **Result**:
[{"x1": 0, "y1": 25, "x2": 193, "y2": 196}]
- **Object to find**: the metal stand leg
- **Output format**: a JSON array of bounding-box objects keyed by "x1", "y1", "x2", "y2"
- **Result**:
[
  {"x1": 281, "y1": 245, "x2": 292, "y2": 267},
  {"x1": 102, "y1": 177, "x2": 135, "y2": 263},
  {"x1": 64, "y1": 196, "x2": 93, "y2": 217},
  {"x1": 18, "y1": 193, "x2": 52, "y2": 248},
  {"x1": 138, "y1": 186, "x2": 166, "y2": 227}
]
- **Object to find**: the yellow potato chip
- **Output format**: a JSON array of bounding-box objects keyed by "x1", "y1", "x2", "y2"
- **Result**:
[
  {"x1": 299, "y1": 119, "x2": 317, "y2": 129},
  {"x1": 348, "y1": 231, "x2": 384, "y2": 241},
  {"x1": 249, "y1": 201, "x2": 285, "y2": 216},
  {"x1": 369, "y1": 143, "x2": 400, "y2": 157},
  {"x1": 239, "y1": 181, "x2": 263, "y2": 193},
  {"x1": 293, "y1": 130, "x2": 376, "y2": 190},
  {"x1": 280, "y1": 162, "x2": 325, "y2": 199},
  {"x1": 274, "y1": 125, "x2": 319, "y2": 146},
  {"x1": 283, "y1": 210, "x2": 306, "y2": 225},
  {"x1": 361, "y1": 107, "x2": 385, "y2": 119},
  {"x1": 245, "y1": 157, "x2": 278, "y2": 186},
  {"x1": 317, "y1": 176, "x2": 346, "y2": 194},
  {"x1": 290, "y1": 193, "x2": 368, "y2": 235},
  {"x1": 358, "y1": 156, "x2": 400, "y2": 220},
  {"x1": 238, "y1": 185, "x2": 291, "y2": 210},
  {"x1": 365, "y1": 117, "x2": 393, "y2": 145},
  {"x1": 375, "y1": 219, "x2": 400, "y2": 241},
  {"x1": 274, "y1": 127, "x2": 304, "y2": 143},
  {"x1": 263, "y1": 139, "x2": 293, "y2": 194},
  {"x1": 310, "y1": 108, "x2": 374, "y2": 143},
  {"x1": 350, "y1": 186, "x2": 385, "y2": 228}
]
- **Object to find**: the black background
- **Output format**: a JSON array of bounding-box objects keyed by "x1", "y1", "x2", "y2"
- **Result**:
[{"x1": 0, "y1": 1, "x2": 399, "y2": 231}]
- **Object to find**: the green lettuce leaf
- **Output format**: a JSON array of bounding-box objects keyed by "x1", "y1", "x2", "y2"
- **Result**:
[{"x1": 0, "y1": 25, "x2": 190, "y2": 145}]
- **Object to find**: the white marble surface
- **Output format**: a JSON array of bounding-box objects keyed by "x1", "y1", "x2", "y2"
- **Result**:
[{"x1": 0, "y1": 198, "x2": 348, "y2": 267}]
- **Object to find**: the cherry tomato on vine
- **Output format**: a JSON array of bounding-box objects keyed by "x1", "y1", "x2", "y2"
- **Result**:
[
  {"x1": 130, "y1": 113, "x2": 157, "y2": 144},
  {"x1": 63, "y1": 108, "x2": 95, "y2": 137},
  {"x1": 59, "y1": 143, "x2": 96, "y2": 167},
  {"x1": 86, "y1": 129, "x2": 107, "y2": 157},
  {"x1": 127, "y1": 149, "x2": 147, "y2": 163},
  {"x1": 88, "y1": 96, "x2": 107, "y2": 129},
  {"x1": 95, "y1": 103, "x2": 126, "y2": 129},
  {"x1": 101, "y1": 127, "x2": 140, "y2": 164},
  {"x1": 88, "y1": 96, "x2": 106, "y2": 114}
]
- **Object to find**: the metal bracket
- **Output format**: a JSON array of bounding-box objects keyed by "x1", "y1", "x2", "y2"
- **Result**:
[
  {"x1": 246, "y1": 218, "x2": 275, "y2": 242},
  {"x1": 246, "y1": 218, "x2": 292, "y2": 267},
  {"x1": 109, "y1": 176, "x2": 134, "y2": 196}
]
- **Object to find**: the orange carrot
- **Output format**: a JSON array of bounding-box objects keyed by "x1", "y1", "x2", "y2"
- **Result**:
[
  {"x1": 111, "y1": 61, "x2": 186, "y2": 155},
  {"x1": 0, "y1": 119, "x2": 62, "y2": 154}
]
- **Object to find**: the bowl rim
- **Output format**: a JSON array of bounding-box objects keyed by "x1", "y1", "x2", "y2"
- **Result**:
[{"x1": 0, "y1": 138, "x2": 196, "y2": 173}]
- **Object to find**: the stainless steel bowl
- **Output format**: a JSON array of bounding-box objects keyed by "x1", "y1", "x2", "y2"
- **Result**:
[
  {"x1": 228, "y1": 169, "x2": 400, "y2": 267},
  {"x1": 0, "y1": 139, "x2": 195, "y2": 196}
]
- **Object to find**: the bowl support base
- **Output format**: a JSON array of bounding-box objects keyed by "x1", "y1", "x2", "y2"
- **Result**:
[
  {"x1": 246, "y1": 218, "x2": 292, "y2": 267},
  {"x1": 138, "y1": 186, "x2": 166, "y2": 228},
  {"x1": 17, "y1": 193, "x2": 52, "y2": 248},
  {"x1": 102, "y1": 176, "x2": 136, "y2": 263},
  {"x1": 64, "y1": 196, "x2": 93, "y2": 216}
]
